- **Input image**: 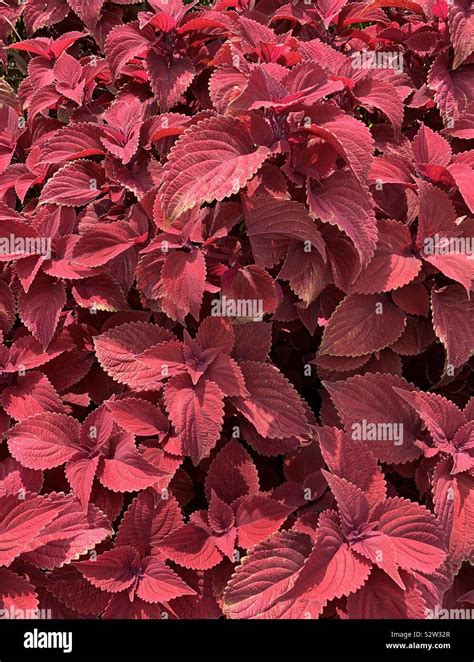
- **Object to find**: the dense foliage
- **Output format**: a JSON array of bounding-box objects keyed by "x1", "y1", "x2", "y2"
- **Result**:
[{"x1": 0, "y1": 0, "x2": 473, "y2": 619}]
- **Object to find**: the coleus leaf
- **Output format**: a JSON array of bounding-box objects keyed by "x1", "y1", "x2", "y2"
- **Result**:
[
  {"x1": 232, "y1": 361, "x2": 311, "y2": 440},
  {"x1": 116, "y1": 490, "x2": 183, "y2": 558},
  {"x1": 0, "y1": 494, "x2": 61, "y2": 566},
  {"x1": 319, "y1": 293, "x2": 406, "y2": 357},
  {"x1": 72, "y1": 221, "x2": 147, "y2": 268},
  {"x1": 234, "y1": 494, "x2": 292, "y2": 548},
  {"x1": 97, "y1": 431, "x2": 166, "y2": 493},
  {"x1": 307, "y1": 170, "x2": 377, "y2": 267},
  {"x1": 159, "y1": 248, "x2": 206, "y2": 323},
  {"x1": 431, "y1": 285, "x2": 474, "y2": 368},
  {"x1": 223, "y1": 530, "x2": 314, "y2": 618},
  {"x1": 324, "y1": 373, "x2": 422, "y2": 463},
  {"x1": 350, "y1": 220, "x2": 421, "y2": 294},
  {"x1": 2, "y1": 371, "x2": 66, "y2": 420},
  {"x1": 20, "y1": 493, "x2": 112, "y2": 569},
  {"x1": 146, "y1": 51, "x2": 196, "y2": 112},
  {"x1": 354, "y1": 76, "x2": 404, "y2": 135},
  {"x1": 161, "y1": 116, "x2": 270, "y2": 221},
  {"x1": 137, "y1": 555, "x2": 197, "y2": 603},
  {"x1": 448, "y1": 0, "x2": 474, "y2": 69},
  {"x1": 164, "y1": 373, "x2": 225, "y2": 465},
  {"x1": 41, "y1": 123, "x2": 105, "y2": 163},
  {"x1": 106, "y1": 397, "x2": 168, "y2": 437},
  {"x1": 316, "y1": 426, "x2": 387, "y2": 508},
  {"x1": 285, "y1": 510, "x2": 372, "y2": 606},
  {"x1": 18, "y1": 274, "x2": 66, "y2": 349},
  {"x1": 244, "y1": 194, "x2": 326, "y2": 269},
  {"x1": 392, "y1": 388, "x2": 466, "y2": 448},
  {"x1": 160, "y1": 522, "x2": 223, "y2": 570},
  {"x1": 39, "y1": 161, "x2": 105, "y2": 207},
  {"x1": 347, "y1": 567, "x2": 427, "y2": 618},
  {"x1": 0, "y1": 567, "x2": 39, "y2": 613},
  {"x1": 66, "y1": 0, "x2": 105, "y2": 28},
  {"x1": 0, "y1": 458, "x2": 43, "y2": 498},
  {"x1": 76, "y1": 546, "x2": 139, "y2": 593},
  {"x1": 94, "y1": 321, "x2": 176, "y2": 390},
  {"x1": 204, "y1": 439, "x2": 260, "y2": 504},
  {"x1": 7, "y1": 412, "x2": 81, "y2": 470},
  {"x1": 46, "y1": 566, "x2": 111, "y2": 617},
  {"x1": 433, "y1": 460, "x2": 474, "y2": 562}
]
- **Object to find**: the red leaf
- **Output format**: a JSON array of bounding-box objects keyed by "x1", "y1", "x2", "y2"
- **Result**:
[
  {"x1": 161, "y1": 116, "x2": 270, "y2": 221},
  {"x1": 116, "y1": 490, "x2": 183, "y2": 557},
  {"x1": 41, "y1": 123, "x2": 105, "y2": 163},
  {"x1": 232, "y1": 361, "x2": 311, "y2": 439},
  {"x1": 347, "y1": 568, "x2": 427, "y2": 618},
  {"x1": 204, "y1": 439, "x2": 260, "y2": 504},
  {"x1": 18, "y1": 274, "x2": 66, "y2": 349},
  {"x1": 137, "y1": 555, "x2": 196, "y2": 603},
  {"x1": 350, "y1": 221, "x2": 421, "y2": 294},
  {"x1": 0, "y1": 568, "x2": 38, "y2": 612},
  {"x1": 94, "y1": 321, "x2": 176, "y2": 389},
  {"x1": 160, "y1": 248, "x2": 206, "y2": 323},
  {"x1": 317, "y1": 426, "x2": 386, "y2": 508},
  {"x1": 164, "y1": 373, "x2": 225, "y2": 465},
  {"x1": 39, "y1": 161, "x2": 105, "y2": 207},
  {"x1": 307, "y1": 170, "x2": 377, "y2": 267},
  {"x1": 325, "y1": 373, "x2": 422, "y2": 463},
  {"x1": 319, "y1": 293, "x2": 406, "y2": 357},
  {"x1": 76, "y1": 546, "x2": 139, "y2": 593},
  {"x1": 106, "y1": 397, "x2": 168, "y2": 437},
  {"x1": 234, "y1": 494, "x2": 292, "y2": 548},
  {"x1": 431, "y1": 284, "x2": 474, "y2": 368},
  {"x1": 0, "y1": 494, "x2": 60, "y2": 566},
  {"x1": 223, "y1": 530, "x2": 313, "y2": 618},
  {"x1": 2, "y1": 371, "x2": 66, "y2": 420},
  {"x1": 7, "y1": 412, "x2": 80, "y2": 470},
  {"x1": 160, "y1": 523, "x2": 223, "y2": 570},
  {"x1": 98, "y1": 432, "x2": 166, "y2": 492}
]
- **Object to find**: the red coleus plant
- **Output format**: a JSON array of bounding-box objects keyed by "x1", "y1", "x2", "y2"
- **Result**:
[{"x1": 0, "y1": 0, "x2": 473, "y2": 621}]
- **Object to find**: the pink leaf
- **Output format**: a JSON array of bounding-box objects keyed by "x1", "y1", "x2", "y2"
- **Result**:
[
  {"x1": 325, "y1": 373, "x2": 422, "y2": 463},
  {"x1": 7, "y1": 412, "x2": 80, "y2": 470},
  {"x1": 160, "y1": 248, "x2": 206, "y2": 323},
  {"x1": 18, "y1": 274, "x2": 66, "y2": 349},
  {"x1": 204, "y1": 439, "x2": 260, "y2": 504},
  {"x1": 137, "y1": 555, "x2": 196, "y2": 603},
  {"x1": 431, "y1": 284, "x2": 474, "y2": 368},
  {"x1": 164, "y1": 373, "x2": 225, "y2": 465},
  {"x1": 106, "y1": 397, "x2": 168, "y2": 437},
  {"x1": 161, "y1": 116, "x2": 270, "y2": 221},
  {"x1": 160, "y1": 523, "x2": 223, "y2": 570},
  {"x1": 94, "y1": 321, "x2": 175, "y2": 389},
  {"x1": 76, "y1": 546, "x2": 139, "y2": 593},
  {"x1": 232, "y1": 361, "x2": 310, "y2": 439},
  {"x1": 0, "y1": 494, "x2": 60, "y2": 566},
  {"x1": 307, "y1": 170, "x2": 377, "y2": 266},
  {"x1": 223, "y1": 530, "x2": 313, "y2": 618},
  {"x1": 39, "y1": 161, "x2": 105, "y2": 207},
  {"x1": 0, "y1": 568, "x2": 38, "y2": 612},
  {"x1": 319, "y1": 293, "x2": 406, "y2": 357},
  {"x1": 235, "y1": 494, "x2": 292, "y2": 548},
  {"x1": 2, "y1": 371, "x2": 66, "y2": 420}
]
